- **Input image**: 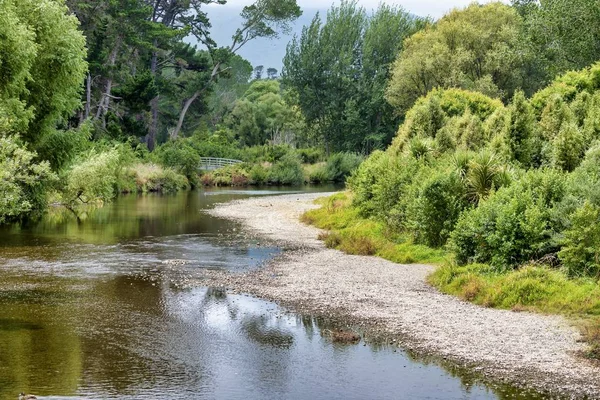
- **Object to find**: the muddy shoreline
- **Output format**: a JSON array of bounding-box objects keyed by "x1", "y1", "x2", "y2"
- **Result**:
[{"x1": 195, "y1": 192, "x2": 600, "y2": 399}]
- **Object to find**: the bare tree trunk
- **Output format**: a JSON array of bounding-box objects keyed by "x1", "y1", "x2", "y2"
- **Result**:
[
  {"x1": 171, "y1": 63, "x2": 221, "y2": 140},
  {"x1": 147, "y1": 47, "x2": 159, "y2": 151},
  {"x1": 85, "y1": 73, "x2": 92, "y2": 120},
  {"x1": 95, "y1": 37, "x2": 121, "y2": 124},
  {"x1": 171, "y1": 91, "x2": 199, "y2": 140}
]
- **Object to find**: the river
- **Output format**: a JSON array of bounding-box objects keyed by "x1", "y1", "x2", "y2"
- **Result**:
[{"x1": 0, "y1": 188, "x2": 550, "y2": 399}]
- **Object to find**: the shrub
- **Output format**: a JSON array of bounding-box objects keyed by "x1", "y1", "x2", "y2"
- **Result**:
[
  {"x1": 297, "y1": 147, "x2": 325, "y2": 164},
  {"x1": 349, "y1": 151, "x2": 421, "y2": 228},
  {"x1": 125, "y1": 163, "x2": 189, "y2": 193},
  {"x1": 309, "y1": 166, "x2": 329, "y2": 183},
  {"x1": 568, "y1": 144, "x2": 600, "y2": 205},
  {"x1": 268, "y1": 153, "x2": 304, "y2": 185},
  {"x1": 155, "y1": 140, "x2": 201, "y2": 187},
  {"x1": 505, "y1": 90, "x2": 535, "y2": 166},
  {"x1": 323, "y1": 152, "x2": 363, "y2": 183},
  {"x1": 61, "y1": 148, "x2": 122, "y2": 207},
  {"x1": 552, "y1": 122, "x2": 585, "y2": 172},
  {"x1": 202, "y1": 164, "x2": 251, "y2": 187},
  {"x1": 450, "y1": 169, "x2": 567, "y2": 270},
  {"x1": 559, "y1": 202, "x2": 600, "y2": 277},
  {"x1": 36, "y1": 123, "x2": 92, "y2": 170},
  {"x1": 249, "y1": 164, "x2": 269, "y2": 184},
  {"x1": 406, "y1": 168, "x2": 469, "y2": 247},
  {"x1": 0, "y1": 135, "x2": 55, "y2": 222}
]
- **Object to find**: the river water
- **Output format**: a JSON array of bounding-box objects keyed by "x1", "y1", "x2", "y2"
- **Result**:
[{"x1": 0, "y1": 188, "x2": 549, "y2": 399}]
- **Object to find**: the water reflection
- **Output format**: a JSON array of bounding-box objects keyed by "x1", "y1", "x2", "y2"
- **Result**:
[{"x1": 0, "y1": 189, "x2": 553, "y2": 399}]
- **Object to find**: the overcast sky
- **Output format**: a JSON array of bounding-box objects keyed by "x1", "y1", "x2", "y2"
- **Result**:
[{"x1": 209, "y1": 0, "x2": 510, "y2": 19}]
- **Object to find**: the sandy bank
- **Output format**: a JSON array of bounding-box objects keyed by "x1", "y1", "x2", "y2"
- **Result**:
[{"x1": 200, "y1": 192, "x2": 600, "y2": 398}]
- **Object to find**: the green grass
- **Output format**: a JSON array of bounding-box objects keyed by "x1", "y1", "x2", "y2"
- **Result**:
[
  {"x1": 303, "y1": 193, "x2": 600, "y2": 358},
  {"x1": 430, "y1": 263, "x2": 600, "y2": 358},
  {"x1": 301, "y1": 192, "x2": 447, "y2": 264}
]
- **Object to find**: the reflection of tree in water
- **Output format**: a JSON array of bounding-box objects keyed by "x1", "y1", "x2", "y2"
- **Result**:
[
  {"x1": 0, "y1": 191, "x2": 245, "y2": 247},
  {"x1": 0, "y1": 277, "x2": 83, "y2": 399}
]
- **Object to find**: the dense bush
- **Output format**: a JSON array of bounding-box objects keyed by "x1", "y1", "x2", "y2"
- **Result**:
[
  {"x1": 201, "y1": 164, "x2": 250, "y2": 187},
  {"x1": 558, "y1": 202, "x2": 600, "y2": 277},
  {"x1": 0, "y1": 135, "x2": 55, "y2": 222},
  {"x1": 61, "y1": 148, "x2": 122, "y2": 207},
  {"x1": 297, "y1": 147, "x2": 325, "y2": 164},
  {"x1": 155, "y1": 141, "x2": 201, "y2": 187},
  {"x1": 123, "y1": 164, "x2": 189, "y2": 193},
  {"x1": 406, "y1": 167, "x2": 469, "y2": 247},
  {"x1": 268, "y1": 153, "x2": 304, "y2": 185},
  {"x1": 450, "y1": 169, "x2": 567, "y2": 270},
  {"x1": 310, "y1": 152, "x2": 363, "y2": 183}
]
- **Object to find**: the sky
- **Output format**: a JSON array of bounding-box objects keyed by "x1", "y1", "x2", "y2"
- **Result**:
[
  {"x1": 209, "y1": 0, "x2": 510, "y2": 19},
  {"x1": 202, "y1": 0, "x2": 512, "y2": 70}
]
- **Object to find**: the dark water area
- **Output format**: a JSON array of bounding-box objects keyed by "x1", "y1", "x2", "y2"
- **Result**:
[{"x1": 0, "y1": 187, "x2": 549, "y2": 399}]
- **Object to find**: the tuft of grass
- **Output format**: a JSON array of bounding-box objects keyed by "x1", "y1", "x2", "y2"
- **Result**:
[
  {"x1": 302, "y1": 193, "x2": 446, "y2": 264},
  {"x1": 429, "y1": 264, "x2": 600, "y2": 315}
]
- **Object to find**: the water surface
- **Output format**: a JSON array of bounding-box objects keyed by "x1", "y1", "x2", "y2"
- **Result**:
[{"x1": 0, "y1": 188, "x2": 550, "y2": 399}]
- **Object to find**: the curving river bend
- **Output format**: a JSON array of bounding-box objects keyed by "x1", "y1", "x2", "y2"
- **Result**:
[{"x1": 0, "y1": 188, "x2": 551, "y2": 399}]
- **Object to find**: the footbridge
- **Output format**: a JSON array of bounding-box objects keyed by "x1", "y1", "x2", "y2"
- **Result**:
[{"x1": 199, "y1": 157, "x2": 244, "y2": 171}]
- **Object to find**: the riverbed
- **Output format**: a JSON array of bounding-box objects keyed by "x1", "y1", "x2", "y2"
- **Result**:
[{"x1": 0, "y1": 189, "x2": 553, "y2": 399}]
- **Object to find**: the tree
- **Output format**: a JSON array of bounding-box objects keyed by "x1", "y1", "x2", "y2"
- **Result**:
[
  {"x1": 0, "y1": 136, "x2": 55, "y2": 223},
  {"x1": 170, "y1": 0, "x2": 302, "y2": 140},
  {"x1": 254, "y1": 65, "x2": 265, "y2": 80},
  {"x1": 267, "y1": 67, "x2": 278, "y2": 79},
  {"x1": 2, "y1": 0, "x2": 87, "y2": 145},
  {"x1": 514, "y1": 0, "x2": 600, "y2": 78},
  {"x1": 283, "y1": 1, "x2": 423, "y2": 153},
  {"x1": 386, "y1": 3, "x2": 525, "y2": 114},
  {"x1": 205, "y1": 54, "x2": 253, "y2": 128},
  {"x1": 505, "y1": 90, "x2": 535, "y2": 166},
  {"x1": 226, "y1": 80, "x2": 303, "y2": 146}
]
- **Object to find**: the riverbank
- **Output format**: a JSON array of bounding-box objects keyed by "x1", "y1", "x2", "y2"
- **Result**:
[{"x1": 199, "y1": 192, "x2": 600, "y2": 399}]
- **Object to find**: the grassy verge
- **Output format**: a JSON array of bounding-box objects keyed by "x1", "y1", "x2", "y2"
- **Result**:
[
  {"x1": 300, "y1": 192, "x2": 447, "y2": 264},
  {"x1": 303, "y1": 193, "x2": 600, "y2": 359}
]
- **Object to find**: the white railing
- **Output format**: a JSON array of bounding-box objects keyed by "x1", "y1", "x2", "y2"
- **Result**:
[{"x1": 199, "y1": 157, "x2": 243, "y2": 171}]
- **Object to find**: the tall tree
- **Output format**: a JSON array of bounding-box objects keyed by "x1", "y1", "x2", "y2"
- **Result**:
[
  {"x1": 266, "y1": 67, "x2": 278, "y2": 80},
  {"x1": 254, "y1": 65, "x2": 265, "y2": 80},
  {"x1": 283, "y1": 1, "x2": 423, "y2": 153},
  {"x1": 169, "y1": 0, "x2": 302, "y2": 140},
  {"x1": 385, "y1": 3, "x2": 526, "y2": 115},
  {"x1": 4, "y1": 0, "x2": 87, "y2": 144},
  {"x1": 513, "y1": 0, "x2": 600, "y2": 79}
]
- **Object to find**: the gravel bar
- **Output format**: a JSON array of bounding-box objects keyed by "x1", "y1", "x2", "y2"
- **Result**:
[{"x1": 201, "y1": 192, "x2": 600, "y2": 399}]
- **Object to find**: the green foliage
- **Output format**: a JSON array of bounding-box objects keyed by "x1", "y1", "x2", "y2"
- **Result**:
[
  {"x1": 226, "y1": 80, "x2": 304, "y2": 146},
  {"x1": 123, "y1": 163, "x2": 189, "y2": 194},
  {"x1": 517, "y1": 0, "x2": 600, "y2": 80},
  {"x1": 386, "y1": 3, "x2": 525, "y2": 113},
  {"x1": 531, "y1": 63, "x2": 600, "y2": 113},
  {"x1": 284, "y1": 1, "x2": 423, "y2": 152},
  {"x1": 505, "y1": 90, "x2": 535, "y2": 166},
  {"x1": 0, "y1": 136, "x2": 56, "y2": 222},
  {"x1": 154, "y1": 141, "x2": 201, "y2": 187},
  {"x1": 268, "y1": 153, "x2": 304, "y2": 185},
  {"x1": 61, "y1": 148, "x2": 122, "y2": 207},
  {"x1": 552, "y1": 122, "x2": 585, "y2": 172},
  {"x1": 301, "y1": 193, "x2": 446, "y2": 264},
  {"x1": 36, "y1": 123, "x2": 92, "y2": 170},
  {"x1": 297, "y1": 147, "x2": 325, "y2": 164},
  {"x1": 0, "y1": 0, "x2": 87, "y2": 144},
  {"x1": 407, "y1": 168, "x2": 468, "y2": 247},
  {"x1": 450, "y1": 169, "x2": 567, "y2": 270},
  {"x1": 393, "y1": 88, "x2": 504, "y2": 152},
  {"x1": 559, "y1": 202, "x2": 600, "y2": 278},
  {"x1": 430, "y1": 263, "x2": 600, "y2": 314}
]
